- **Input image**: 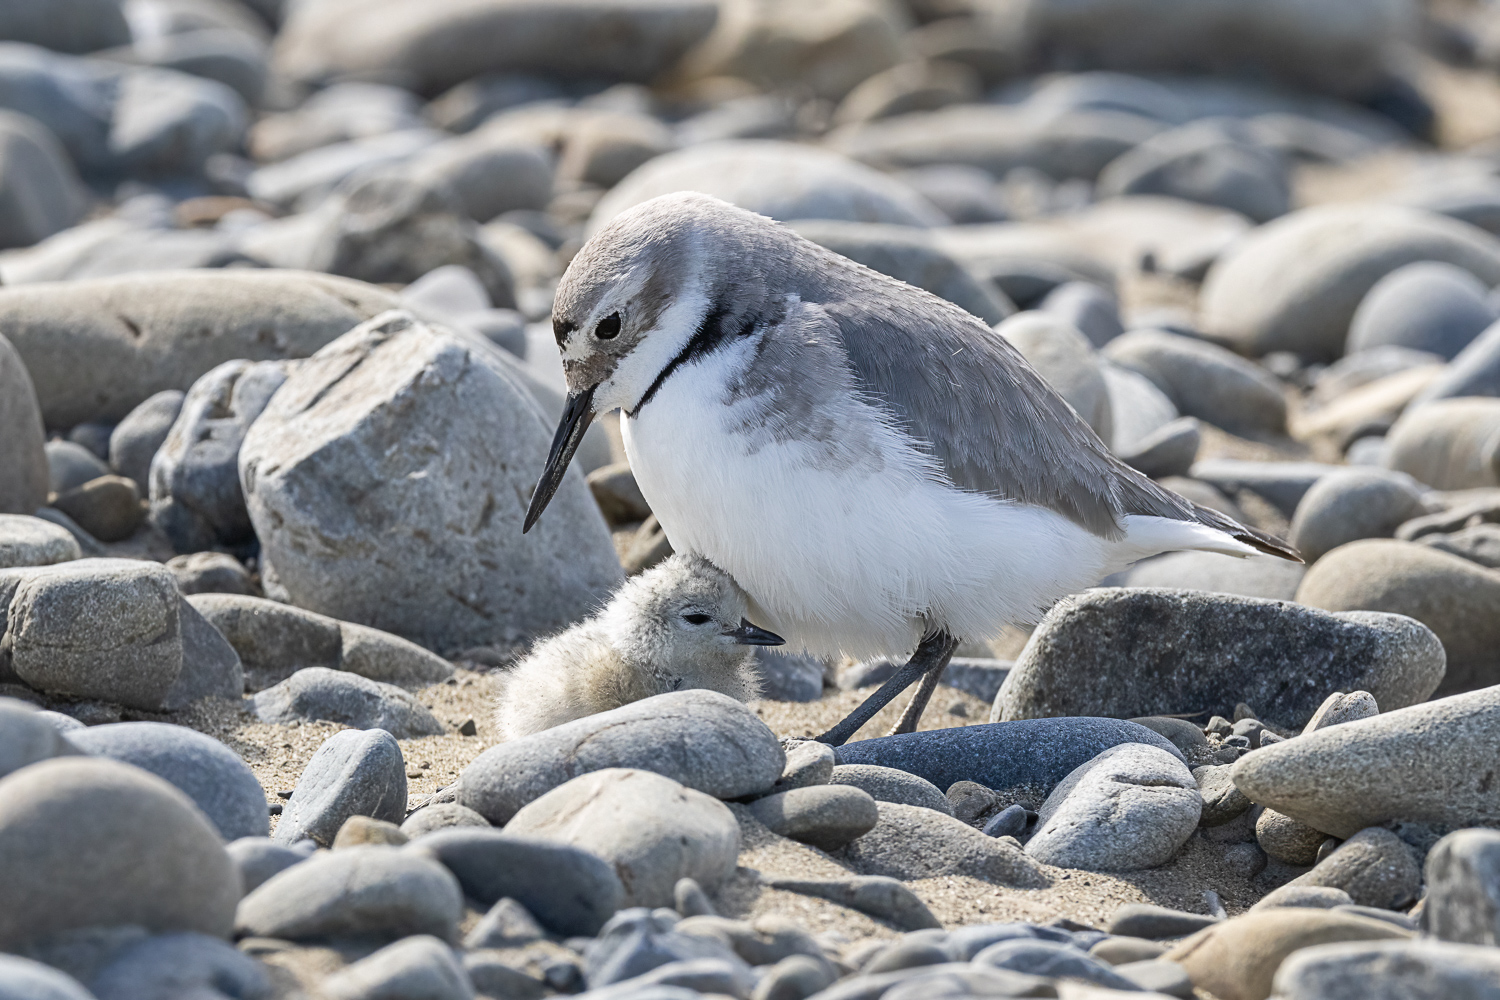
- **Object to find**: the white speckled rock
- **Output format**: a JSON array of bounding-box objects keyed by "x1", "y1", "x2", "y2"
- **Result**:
[
  {"x1": 1025, "y1": 744, "x2": 1201, "y2": 872},
  {"x1": 0, "y1": 515, "x2": 79, "y2": 569}
]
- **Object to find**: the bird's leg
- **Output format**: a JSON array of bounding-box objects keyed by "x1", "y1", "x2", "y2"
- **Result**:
[
  {"x1": 887, "y1": 649, "x2": 954, "y2": 736},
  {"x1": 814, "y1": 630, "x2": 959, "y2": 747}
]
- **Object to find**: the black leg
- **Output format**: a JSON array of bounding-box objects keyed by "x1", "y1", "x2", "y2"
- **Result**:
[
  {"x1": 815, "y1": 631, "x2": 958, "y2": 747},
  {"x1": 887, "y1": 649, "x2": 954, "y2": 736}
]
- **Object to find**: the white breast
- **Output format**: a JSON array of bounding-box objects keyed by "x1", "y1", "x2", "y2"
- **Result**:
[{"x1": 620, "y1": 342, "x2": 1140, "y2": 660}]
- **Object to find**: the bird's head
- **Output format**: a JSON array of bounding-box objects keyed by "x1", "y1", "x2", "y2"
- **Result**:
[{"x1": 523, "y1": 192, "x2": 788, "y2": 532}]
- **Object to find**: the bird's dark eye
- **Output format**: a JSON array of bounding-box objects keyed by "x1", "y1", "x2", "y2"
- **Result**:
[
  {"x1": 595, "y1": 312, "x2": 621, "y2": 339},
  {"x1": 682, "y1": 613, "x2": 711, "y2": 625}
]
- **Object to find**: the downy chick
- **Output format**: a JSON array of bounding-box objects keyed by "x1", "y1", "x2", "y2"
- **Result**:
[{"x1": 494, "y1": 553, "x2": 783, "y2": 740}]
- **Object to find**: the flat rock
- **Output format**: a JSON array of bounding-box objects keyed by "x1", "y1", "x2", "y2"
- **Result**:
[
  {"x1": 759, "y1": 875, "x2": 940, "y2": 931},
  {"x1": 995, "y1": 588, "x2": 1446, "y2": 733},
  {"x1": 1, "y1": 559, "x2": 184, "y2": 710},
  {"x1": 0, "y1": 270, "x2": 396, "y2": 427},
  {"x1": 1231, "y1": 686, "x2": 1500, "y2": 838},
  {"x1": 1271, "y1": 939, "x2": 1500, "y2": 1000},
  {"x1": 1296, "y1": 539, "x2": 1499, "y2": 695},
  {"x1": 1199, "y1": 204, "x2": 1500, "y2": 362},
  {"x1": 240, "y1": 311, "x2": 621, "y2": 652},
  {"x1": 842, "y1": 802, "x2": 1049, "y2": 887},
  {"x1": 1165, "y1": 908, "x2": 1411, "y2": 1000},
  {"x1": 235, "y1": 845, "x2": 462, "y2": 943},
  {"x1": 1285, "y1": 827, "x2": 1422, "y2": 910},
  {"x1": 0, "y1": 515, "x2": 79, "y2": 569},
  {"x1": 504, "y1": 768, "x2": 741, "y2": 909},
  {"x1": 67, "y1": 721, "x2": 267, "y2": 841},
  {"x1": 252, "y1": 667, "x2": 444, "y2": 738},
  {"x1": 1424, "y1": 828, "x2": 1500, "y2": 946},
  {"x1": 408, "y1": 827, "x2": 623, "y2": 936},
  {"x1": 828, "y1": 764, "x2": 953, "y2": 815},
  {"x1": 0, "y1": 757, "x2": 240, "y2": 952},
  {"x1": 274, "y1": 729, "x2": 407, "y2": 847},
  {"x1": 836, "y1": 718, "x2": 1183, "y2": 811},
  {"x1": 1108, "y1": 904, "x2": 1220, "y2": 939},
  {"x1": 457, "y1": 690, "x2": 784, "y2": 825},
  {"x1": 1025, "y1": 744, "x2": 1201, "y2": 872},
  {"x1": 748, "y1": 786, "x2": 879, "y2": 852}
]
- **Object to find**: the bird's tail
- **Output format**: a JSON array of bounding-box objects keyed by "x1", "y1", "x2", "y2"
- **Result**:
[{"x1": 1189, "y1": 502, "x2": 1303, "y2": 563}]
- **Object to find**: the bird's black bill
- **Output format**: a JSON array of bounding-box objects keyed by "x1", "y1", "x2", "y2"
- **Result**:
[
  {"x1": 523, "y1": 386, "x2": 596, "y2": 533},
  {"x1": 729, "y1": 618, "x2": 784, "y2": 646}
]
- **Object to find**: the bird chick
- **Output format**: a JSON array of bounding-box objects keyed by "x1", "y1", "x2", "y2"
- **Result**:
[{"x1": 494, "y1": 553, "x2": 784, "y2": 740}]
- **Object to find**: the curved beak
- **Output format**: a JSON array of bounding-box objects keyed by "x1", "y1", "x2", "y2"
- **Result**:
[
  {"x1": 523, "y1": 385, "x2": 596, "y2": 533},
  {"x1": 727, "y1": 618, "x2": 785, "y2": 646}
]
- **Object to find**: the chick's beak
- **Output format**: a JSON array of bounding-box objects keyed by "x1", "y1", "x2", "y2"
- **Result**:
[
  {"x1": 727, "y1": 618, "x2": 785, "y2": 646},
  {"x1": 523, "y1": 385, "x2": 596, "y2": 533}
]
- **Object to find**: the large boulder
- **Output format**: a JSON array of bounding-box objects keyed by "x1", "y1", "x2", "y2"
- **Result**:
[
  {"x1": 995, "y1": 588, "x2": 1446, "y2": 732},
  {"x1": 0, "y1": 270, "x2": 397, "y2": 427},
  {"x1": 1200, "y1": 205, "x2": 1500, "y2": 362},
  {"x1": 0, "y1": 331, "x2": 47, "y2": 515},
  {"x1": 239, "y1": 310, "x2": 621, "y2": 651},
  {"x1": 274, "y1": 0, "x2": 719, "y2": 94}
]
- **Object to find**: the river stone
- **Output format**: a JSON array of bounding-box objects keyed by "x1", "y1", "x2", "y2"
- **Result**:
[
  {"x1": 1271, "y1": 939, "x2": 1500, "y2": 1000},
  {"x1": 275, "y1": 0, "x2": 719, "y2": 95},
  {"x1": 1104, "y1": 550, "x2": 1305, "y2": 601},
  {"x1": 834, "y1": 718, "x2": 1183, "y2": 812},
  {"x1": 252, "y1": 667, "x2": 444, "y2": 738},
  {"x1": 0, "y1": 270, "x2": 396, "y2": 428},
  {"x1": 0, "y1": 757, "x2": 240, "y2": 951},
  {"x1": 50, "y1": 475, "x2": 141, "y2": 543},
  {"x1": 0, "y1": 954, "x2": 93, "y2": 1000},
  {"x1": 791, "y1": 220, "x2": 1014, "y2": 324},
  {"x1": 239, "y1": 310, "x2": 621, "y2": 651},
  {"x1": 747, "y1": 785, "x2": 880, "y2": 851},
  {"x1": 1188, "y1": 459, "x2": 1341, "y2": 519},
  {"x1": 996, "y1": 311, "x2": 1113, "y2": 442},
  {"x1": 759, "y1": 876, "x2": 941, "y2": 931},
  {"x1": 1164, "y1": 909, "x2": 1412, "y2": 1000},
  {"x1": 188, "y1": 593, "x2": 341, "y2": 686},
  {"x1": 0, "y1": 110, "x2": 88, "y2": 251},
  {"x1": 2, "y1": 559, "x2": 184, "y2": 710},
  {"x1": 827, "y1": 764, "x2": 954, "y2": 815},
  {"x1": 108, "y1": 390, "x2": 184, "y2": 492},
  {"x1": 67, "y1": 721, "x2": 266, "y2": 841},
  {"x1": 1095, "y1": 118, "x2": 1290, "y2": 223},
  {"x1": 843, "y1": 802, "x2": 1049, "y2": 887},
  {"x1": 235, "y1": 845, "x2": 463, "y2": 943},
  {"x1": 1256, "y1": 809, "x2": 1328, "y2": 866},
  {"x1": 1303, "y1": 691, "x2": 1379, "y2": 734},
  {"x1": 0, "y1": 332, "x2": 47, "y2": 515},
  {"x1": 322, "y1": 934, "x2": 470, "y2": 1000},
  {"x1": 505, "y1": 768, "x2": 740, "y2": 909},
  {"x1": 457, "y1": 690, "x2": 783, "y2": 825},
  {"x1": 1385, "y1": 398, "x2": 1500, "y2": 491},
  {"x1": 89, "y1": 931, "x2": 272, "y2": 1000},
  {"x1": 274, "y1": 729, "x2": 407, "y2": 846},
  {"x1": 1296, "y1": 539, "x2": 1500, "y2": 694},
  {"x1": 1347, "y1": 261, "x2": 1500, "y2": 360},
  {"x1": 1413, "y1": 316, "x2": 1500, "y2": 405},
  {"x1": 0, "y1": 515, "x2": 79, "y2": 569},
  {"x1": 1425, "y1": 828, "x2": 1500, "y2": 946},
  {"x1": 409, "y1": 827, "x2": 623, "y2": 936},
  {"x1": 1199, "y1": 204, "x2": 1500, "y2": 362},
  {"x1": 1289, "y1": 469, "x2": 1429, "y2": 564},
  {"x1": 1102, "y1": 328, "x2": 1286, "y2": 436},
  {"x1": 1025, "y1": 744, "x2": 1201, "y2": 872},
  {"x1": 1231, "y1": 686, "x2": 1500, "y2": 838},
  {"x1": 166, "y1": 552, "x2": 253, "y2": 596},
  {"x1": 589, "y1": 141, "x2": 945, "y2": 233},
  {"x1": 227, "y1": 838, "x2": 312, "y2": 895},
  {"x1": 0, "y1": 698, "x2": 78, "y2": 780},
  {"x1": 995, "y1": 588, "x2": 1444, "y2": 732},
  {"x1": 1284, "y1": 827, "x2": 1422, "y2": 910}
]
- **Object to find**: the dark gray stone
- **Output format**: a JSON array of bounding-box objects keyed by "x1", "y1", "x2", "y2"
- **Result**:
[
  {"x1": 166, "y1": 552, "x2": 253, "y2": 596},
  {"x1": 273, "y1": 729, "x2": 406, "y2": 847},
  {"x1": 1286, "y1": 827, "x2": 1422, "y2": 910},
  {"x1": 88, "y1": 932, "x2": 270, "y2": 1000},
  {"x1": 842, "y1": 802, "x2": 1048, "y2": 886},
  {"x1": 827, "y1": 764, "x2": 953, "y2": 815},
  {"x1": 108, "y1": 392, "x2": 182, "y2": 493},
  {"x1": 1040, "y1": 281, "x2": 1122, "y2": 349},
  {"x1": 1103, "y1": 329, "x2": 1286, "y2": 436},
  {"x1": 1131, "y1": 717, "x2": 1209, "y2": 754},
  {"x1": 252, "y1": 667, "x2": 444, "y2": 738},
  {"x1": 1119, "y1": 417, "x2": 1201, "y2": 480},
  {"x1": 944, "y1": 923, "x2": 1075, "y2": 962},
  {"x1": 947, "y1": 780, "x2": 1003, "y2": 826},
  {"x1": 1195, "y1": 764, "x2": 1252, "y2": 827},
  {"x1": 1417, "y1": 523, "x2": 1500, "y2": 570},
  {"x1": 834, "y1": 718, "x2": 1183, "y2": 812},
  {"x1": 463, "y1": 952, "x2": 546, "y2": 1000},
  {"x1": 752, "y1": 648, "x2": 825, "y2": 703},
  {"x1": 1348, "y1": 261, "x2": 1499, "y2": 360},
  {"x1": 1414, "y1": 316, "x2": 1500, "y2": 406},
  {"x1": 583, "y1": 908, "x2": 747, "y2": 990},
  {"x1": 1097, "y1": 119, "x2": 1290, "y2": 222},
  {"x1": 321, "y1": 934, "x2": 470, "y2": 1000},
  {"x1": 226, "y1": 837, "x2": 313, "y2": 894},
  {"x1": 982, "y1": 804, "x2": 1028, "y2": 839},
  {"x1": 972, "y1": 939, "x2": 1139, "y2": 990},
  {"x1": 456, "y1": 690, "x2": 784, "y2": 825},
  {"x1": 1271, "y1": 939, "x2": 1500, "y2": 1000},
  {"x1": 163, "y1": 598, "x2": 244, "y2": 710},
  {"x1": 1423, "y1": 828, "x2": 1500, "y2": 946},
  {"x1": 234, "y1": 845, "x2": 462, "y2": 943},
  {"x1": 399, "y1": 803, "x2": 490, "y2": 839},
  {"x1": 941, "y1": 658, "x2": 1012, "y2": 704},
  {"x1": 1290, "y1": 469, "x2": 1429, "y2": 564},
  {"x1": 68, "y1": 721, "x2": 266, "y2": 840},
  {"x1": 748, "y1": 786, "x2": 879, "y2": 851},
  {"x1": 1108, "y1": 904, "x2": 1220, "y2": 939},
  {"x1": 188, "y1": 593, "x2": 342, "y2": 687},
  {"x1": 759, "y1": 876, "x2": 940, "y2": 931},
  {"x1": 46, "y1": 440, "x2": 109, "y2": 494},
  {"x1": 463, "y1": 897, "x2": 545, "y2": 950},
  {"x1": 994, "y1": 588, "x2": 1446, "y2": 733},
  {"x1": 408, "y1": 828, "x2": 623, "y2": 937},
  {"x1": 1188, "y1": 459, "x2": 1341, "y2": 519}
]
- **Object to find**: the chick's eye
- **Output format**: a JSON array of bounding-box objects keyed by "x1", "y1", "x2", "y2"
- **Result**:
[
  {"x1": 682, "y1": 613, "x2": 712, "y2": 625},
  {"x1": 595, "y1": 312, "x2": 621, "y2": 340}
]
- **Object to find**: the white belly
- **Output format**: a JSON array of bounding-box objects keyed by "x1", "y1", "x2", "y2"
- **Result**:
[{"x1": 620, "y1": 362, "x2": 1138, "y2": 660}]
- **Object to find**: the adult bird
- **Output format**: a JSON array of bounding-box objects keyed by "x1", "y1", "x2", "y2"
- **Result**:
[{"x1": 524, "y1": 193, "x2": 1300, "y2": 744}]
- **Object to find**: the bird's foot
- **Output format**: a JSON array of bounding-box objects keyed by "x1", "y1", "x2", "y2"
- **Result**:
[{"x1": 814, "y1": 631, "x2": 958, "y2": 746}]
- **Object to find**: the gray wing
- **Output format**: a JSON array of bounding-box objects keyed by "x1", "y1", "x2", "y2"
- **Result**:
[{"x1": 804, "y1": 252, "x2": 1298, "y2": 559}]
